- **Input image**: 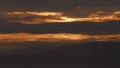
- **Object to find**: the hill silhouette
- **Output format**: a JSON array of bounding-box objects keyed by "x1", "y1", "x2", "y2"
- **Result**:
[{"x1": 0, "y1": 41, "x2": 120, "y2": 68}]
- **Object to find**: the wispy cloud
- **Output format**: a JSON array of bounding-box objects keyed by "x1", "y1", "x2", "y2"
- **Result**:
[
  {"x1": 0, "y1": 11, "x2": 120, "y2": 24},
  {"x1": 0, "y1": 33, "x2": 120, "y2": 42}
]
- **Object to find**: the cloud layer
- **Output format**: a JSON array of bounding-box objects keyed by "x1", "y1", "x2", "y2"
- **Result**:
[
  {"x1": 0, "y1": 11, "x2": 120, "y2": 24},
  {"x1": 0, "y1": 21, "x2": 120, "y2": 34},
  {"x1": 0, "y1": 33, "x2": 120, "y2": 42},
  {"x1": 0, "y1": 0, "x2": 120, "y2": 12}
]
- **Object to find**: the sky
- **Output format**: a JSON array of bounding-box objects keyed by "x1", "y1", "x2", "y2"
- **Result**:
[
  {"x1": 0, "y1": 0, "x2": 120, "y2": 56},
  {"x1": 0, "y1": 0, "x2": 120, "y2": 42},
  {"x1": 0, "y1": 0, "x2": 120, "y2": 24},
  {"x1": 0, "y1": 1, "x2": 120, "y2": 67},
  {"x1": 0, "y1": 0, "x2": 120, "y2": 17},
  {"x1": 0, "y1": 0, "x2": 120, "y2": 12}
]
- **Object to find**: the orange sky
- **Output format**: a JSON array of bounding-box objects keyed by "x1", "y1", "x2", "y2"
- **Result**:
[
  {"x1": 0, "y1": 11, "x2": 120, "y2": 24},
  {"x1": 0, "y1": 33, "x2": 119, "y2": 42}
]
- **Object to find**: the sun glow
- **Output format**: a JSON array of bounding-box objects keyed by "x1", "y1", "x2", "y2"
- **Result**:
[
  {"x1": 0, "y1": 33, "x2": 119, "y2": 42},
  {"x1": 2, "y1": 11, "x2": 120, "y2": 24},
  {"x1": 8, "y1": 12, "x2": 63, "y2": 17}
]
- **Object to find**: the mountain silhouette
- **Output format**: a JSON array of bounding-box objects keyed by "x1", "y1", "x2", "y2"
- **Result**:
[{"x1": 0, "y1": 41, "x2": 120, "y2": 68}]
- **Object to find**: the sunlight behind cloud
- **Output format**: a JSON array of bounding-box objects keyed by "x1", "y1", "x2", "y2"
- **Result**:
[
  {"x1": 8, "y1": 12, "x2": 63, "y2": 17},
  {"x1": 0, "y1": 33, "x2": 119, "y2": 42},
  {"x1": 0, "y1": 11, "x2": 120, "y2": 24}
]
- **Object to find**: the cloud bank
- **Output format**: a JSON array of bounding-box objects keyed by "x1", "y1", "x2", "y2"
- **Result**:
[{"x1": 0, "y1": 11, "x2": 120, "y2": 24}]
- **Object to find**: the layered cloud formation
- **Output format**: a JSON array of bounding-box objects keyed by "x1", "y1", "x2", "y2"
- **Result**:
[{"x1": 0, "y1": 11, "x2": 120, "y2": 24}]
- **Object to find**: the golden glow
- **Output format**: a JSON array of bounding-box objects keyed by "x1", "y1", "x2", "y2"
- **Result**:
[
  {"x1": 3, "y1": 11, "x2": 120, "y2": 24},
  {"x1": 87, "y1": 12, "x2": 120, "y2": 22},
  {"x1": 0, "y1": 33, "x2": 120, "y2": 42},
  {"x1": 114, "y1": 11, "x2": 120, "y2": 15},
  {"x1": 60, "y1": 17, "x2": 79, "y2": 22},
  {"x1": 0, "y1": 33, "x2": 119, "y2": 55},
  {"x1": 8, "y1": 12, "x2": 63, "y2": 16}
]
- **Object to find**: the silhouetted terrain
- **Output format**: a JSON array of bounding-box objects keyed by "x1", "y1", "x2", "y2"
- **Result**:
[
  {"x1": 0, "y1": 41, "x2": 120, "y2": 68},
  {"x1": 0, "y1": 21, "x2": 120, "y2": 35}
]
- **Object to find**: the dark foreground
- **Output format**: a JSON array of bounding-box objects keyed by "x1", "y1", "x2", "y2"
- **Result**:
[{"x1": 0, "y1": 41, "x2": 120, "y2": 68}]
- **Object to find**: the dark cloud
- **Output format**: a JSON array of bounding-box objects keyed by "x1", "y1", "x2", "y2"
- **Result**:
[
  {"x1": 0, "y1": 0, "x2": 120, "y2": 16},
  {"x1": 0, "y1": 21, "x2": 120, "y2": 35}
]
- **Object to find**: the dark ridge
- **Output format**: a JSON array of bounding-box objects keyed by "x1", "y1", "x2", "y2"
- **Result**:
[
  {"x1": 0, "y1": 21, "x2": 120, "y2": 35},
  {"x1": 0, "y1": 41, "x2": 120, "y2": 68},
  {"x1": 40, "y1": 41, "x2": 120, "y2": 61}
]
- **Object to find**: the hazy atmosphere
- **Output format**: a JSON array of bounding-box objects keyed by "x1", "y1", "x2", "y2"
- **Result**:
[{"x1": 0, "y1": 0, "x2": 120, "y2": 68}]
